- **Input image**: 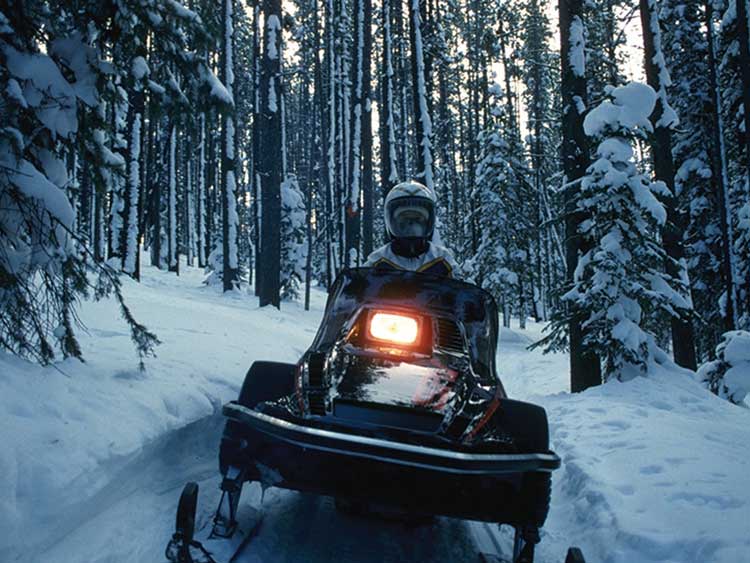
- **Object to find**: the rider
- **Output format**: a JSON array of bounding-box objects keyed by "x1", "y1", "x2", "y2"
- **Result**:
[{"x1": 365, "y1": 180, "x2": 459, "y2": 278}]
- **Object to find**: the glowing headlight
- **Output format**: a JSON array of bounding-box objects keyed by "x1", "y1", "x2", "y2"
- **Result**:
[{"x1": 369, "y1": 312, "x2": 419, "y2": 345}]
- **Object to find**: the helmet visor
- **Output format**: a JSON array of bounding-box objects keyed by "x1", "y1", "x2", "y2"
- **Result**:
[{"x1": 388, "y1": 198, "x2": 434, "y2": 238}]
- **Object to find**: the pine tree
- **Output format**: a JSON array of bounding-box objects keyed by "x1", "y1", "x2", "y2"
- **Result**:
[
  {"x1": 280, "y1": 175, "x2": 307, "y2": 300},
  {"x1": 570, "y1": 82, "x2": 692, "y2": 379}
]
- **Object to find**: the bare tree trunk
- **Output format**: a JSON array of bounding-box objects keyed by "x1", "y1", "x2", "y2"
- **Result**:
[
  {"x1": 560, "y1": 0, "x2": 601, "y2": 391},
  {"x1": 737, "y1": 0, "x2": 750, "y2": 186},
  {"x1": 361, "y1": 0, "x2": 374, "y2": 258},
  {"x1": 259, "y1": 0, "x2": 282, "y2": 308},
  {"x1": 167, "y1": 122, "x2": 179, "y2": 274},
  {"x1": 705, "y1": 1, "x2": 737, "y2": 331},
  {"x1": 346, "y1": 0, "x2": 364, "y2": 268},
  {"x1": 325, "y1": 0, "x2": 336, "y2": 287},
  {"x1": 409, "y1": 0, "x2": 434, "y2": 191},
  {"x1": 380, "y1": 0, "x2": 398, "y2": 199},
  {"x1": 197, "y1": 113, "x2": 207, "y2": 268},
  {"x1": 640, "y1": 0, "x2": 696, "y2": 370}
]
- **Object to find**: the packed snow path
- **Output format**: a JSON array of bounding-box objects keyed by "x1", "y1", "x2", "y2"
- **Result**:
[{"x1": 1, "y1": 262, "x2": 748, "y2": 562}]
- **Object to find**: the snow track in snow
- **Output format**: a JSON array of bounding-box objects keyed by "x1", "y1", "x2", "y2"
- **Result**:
[{"x1": 35, "y1": 409, "x2": 480, "y2": 563}]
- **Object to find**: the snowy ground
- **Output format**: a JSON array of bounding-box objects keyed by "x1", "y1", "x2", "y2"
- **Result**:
[{"x1": 1, "y1": 261, "x2": 748, "y2": 562}]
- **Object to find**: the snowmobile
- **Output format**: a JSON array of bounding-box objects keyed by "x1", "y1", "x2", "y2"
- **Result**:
[{"x1": 166, "y1": 268, "x2": 583, "y2": 563}]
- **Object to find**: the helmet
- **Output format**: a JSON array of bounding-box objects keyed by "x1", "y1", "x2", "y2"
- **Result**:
[{"x1": 385, "y1": 181, "x2": 436, "y2": 257}]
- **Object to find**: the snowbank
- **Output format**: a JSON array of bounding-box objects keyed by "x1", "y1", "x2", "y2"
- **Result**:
[
  {"x1": 0, "y1": 260, "x2": 325, "y2": 560},
  {"x1": 500, "y1": 323, "x2": 750, "y2": 563}
]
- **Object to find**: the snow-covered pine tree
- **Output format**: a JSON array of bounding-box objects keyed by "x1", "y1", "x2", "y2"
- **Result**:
[
  {"x1": 0, "y1": 6, "x2": 158, "y2": 365},
  {"x1": 473, "y1": 85, "x2": 523, "y2": 324},
  {"x1": 697, "y1": 330, "x2": 750, "y2": 404},
  {"x1": 280, "y1": 175, "x2": 307, "y2": 300},
  {"x1": 520, "y1": 0, "x2": 562, "y2": 321},
  {"x1": 569, "y1": 82, "x2": 692, "y2": 379}
]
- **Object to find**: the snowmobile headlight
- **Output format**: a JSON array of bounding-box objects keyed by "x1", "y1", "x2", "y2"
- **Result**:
[{"x1": 369, "y1": 312, "x2": 419, "y2": 345}]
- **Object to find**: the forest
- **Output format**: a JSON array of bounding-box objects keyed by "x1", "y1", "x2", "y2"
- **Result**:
[{"x1": 1, "y1": 0, "x2": 750, "y2": 399}]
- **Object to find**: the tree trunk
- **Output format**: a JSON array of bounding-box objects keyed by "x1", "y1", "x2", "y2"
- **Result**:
[
  {"x1": 409, "y1": 0, "x2": 434, "y2": 191},
  {"x1": 380, "y1": 0, "x2": 398, "y2": 199},
  {"x1": 167, "y1": 123, "x2": 179, "y2": 274},
  {"x1": 325, "y1": 0, "x2": 336, "y2": 287},
  {"x1": 259, "y1": 0, "x2": 282, "y2": 308},
  {"x1": 560, "y1": 0, "x2": 602, "y2": 391},
  {"x1": 221, "y1": 0, "x2": 240, "y2": 291},
  {"x1": 705, "y1": 1, "x2": 737, "y2": 331},
  {"x1": 121, "y1": 51, "x2": 146, "y2": 280},
  {"x1": 640, "y1": 0, "x2": 696, "y2": 370},
  {"x1": 737, "y1": 0, "x2": 750, "y2": 186},
  {"x1": 198, "y1": 113, "x2": 207, "y2": 268},
  {"x1": 252, "y1": 4, "x2": 262, "y2": 294},
  {"x1": 361, "y1": 0, "x2": 374, "y2": 258},
  {"x1": 346, "y1": 0, "x2": 364, "y2": 268}
]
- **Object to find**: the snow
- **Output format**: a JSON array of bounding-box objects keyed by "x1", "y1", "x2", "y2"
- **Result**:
[
  {"x1": 0, "y1": 10, "x2": 12, "y2": 33},
  {"x1": 6, "y1": 78, "x2": 27, "y2": 108},
  {"x1": 166, "y1": 0, "x2": 202, "y2": 23},
  {"x1": 569, "y1": 16, "x2": 585, "y2": 77},
  {"x1": 723, "y1": 331, "x2": 750, "y2": 364},
  {"x1": 1, "y1": 269, "x2": 748, "y2": 562},
  {"x1": 269, "y1": 77, "x2": 278, "y2": 112},
  {"x1": 200, "y1": 66, "x2": 233, "y2": 105},
  {"x1": 226, "y1": 170, "x2": 239, "y2": 271},
  {"x1": 0, "y1": 260, "x2": 326, "y2": 561},
  {"x1": 49, "y1": 35, "x2": 99, "y2": 107},
  {"x1": 3, "y1": 45, "x2": 79, "y2": 138},
  {"x1": 584, "y1": 83, "x2": 656, "y2": 137},
  {"x1": 132, "y1": 56, "x2": 149, "y2": 80},
  {"x1": 1, "y1": 154, "x2": 75, "y2": 228},
  {"x1": 697, "y1": 331, "x2": 750, "y2": 405},
  {"x1": 267, "y1": 15, "x2": 281, "y2": 60}
]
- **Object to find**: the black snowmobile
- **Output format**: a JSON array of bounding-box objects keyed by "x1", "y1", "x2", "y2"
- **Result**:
[{"x1": 166, "y1": 268, "x2": 584, "y2": 563}]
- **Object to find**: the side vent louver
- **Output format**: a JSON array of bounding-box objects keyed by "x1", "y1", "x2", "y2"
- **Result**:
[
  {"x1": 436, "y1": 318, "x2": 465, "y2": 353},
  {"x1": 308, "y1": 393, "x2": 326, "y2": 415},
  {"x1": 307, "y1": 353, "x2": 326, "y2": 415},
  {"x1": 308, "y1": 353, "x2": 325, "y2": 386}
]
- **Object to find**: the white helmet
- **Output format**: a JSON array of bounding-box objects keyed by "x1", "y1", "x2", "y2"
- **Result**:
[{"x1": 384, "y1": 181, "x2": 436, "y2": 257}]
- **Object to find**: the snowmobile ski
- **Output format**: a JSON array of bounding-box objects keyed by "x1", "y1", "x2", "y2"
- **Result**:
[{"x1": 165, "y1": 482, "x2": 262, "y2": 563}]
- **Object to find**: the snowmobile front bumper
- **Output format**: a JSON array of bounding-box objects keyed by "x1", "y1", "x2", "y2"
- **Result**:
[{"x1": 221, "y1": 401, "x2": 560, "y2": 524}]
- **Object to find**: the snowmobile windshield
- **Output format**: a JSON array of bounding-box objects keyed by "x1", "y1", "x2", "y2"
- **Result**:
[
  {"x1": 314, "y1": 268, "x2": 499, "y2": 384},
  {"x1": 387, "y1": 197, "x2": 434, "y2": 238}
]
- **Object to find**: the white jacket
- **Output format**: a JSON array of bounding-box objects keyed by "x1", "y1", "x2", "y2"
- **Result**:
[{"x1": 364, "y1": 242, "x2": 460, "y2": 278}]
